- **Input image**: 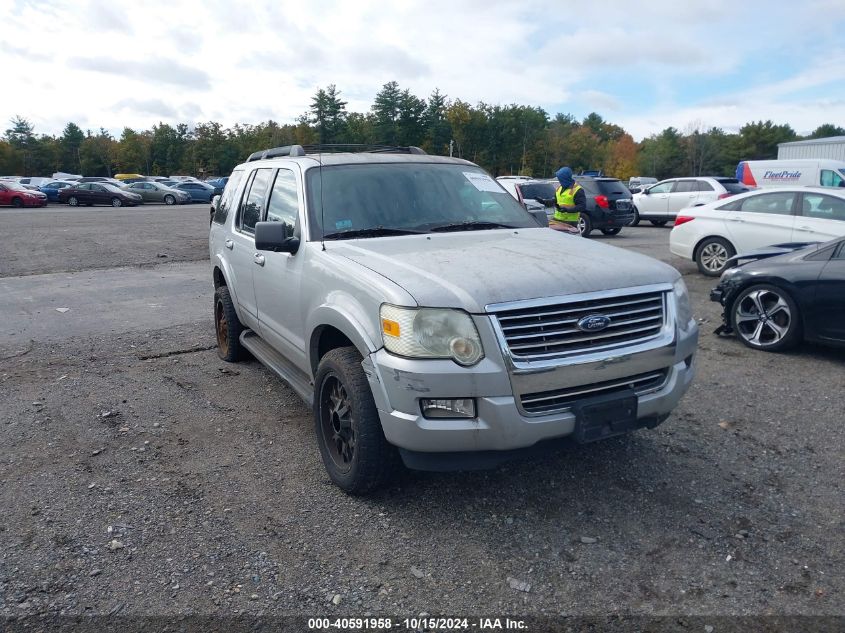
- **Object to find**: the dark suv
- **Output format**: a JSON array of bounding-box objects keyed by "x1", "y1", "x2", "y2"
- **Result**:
[{"x1": 574, "y1": 176, "x2": 636, "y2": 236}]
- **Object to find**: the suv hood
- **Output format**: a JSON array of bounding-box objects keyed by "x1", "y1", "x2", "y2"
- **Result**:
[{"x1": 329, "y1": 228, "x2": 679, "y2": 312}]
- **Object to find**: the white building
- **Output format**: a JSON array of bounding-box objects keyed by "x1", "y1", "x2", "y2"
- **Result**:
[{"x1": 778, "y1": 136, "x2": 845, "y2": 161}]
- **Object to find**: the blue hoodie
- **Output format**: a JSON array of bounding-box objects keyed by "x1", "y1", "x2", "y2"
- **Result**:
[{"x1": 556, "y1": 166, "x2": 574, "y2": 189}]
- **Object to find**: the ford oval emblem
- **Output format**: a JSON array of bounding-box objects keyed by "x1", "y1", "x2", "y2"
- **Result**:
[{"x1": 577, "y1": 314, "x2": 611, "y2": 332}]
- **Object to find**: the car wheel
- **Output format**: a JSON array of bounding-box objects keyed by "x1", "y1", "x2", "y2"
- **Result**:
[
  {"x1": 111, "y1": 197, "x2": 122, "y2": 207},
  {"x1": 630, "y1": 207, "x2": 640, "y2": 227},
  {"x1": 11, "y1": 197, "x2": 23, "y2": 208},
  {"x1": 314, "y1": 347, "x2": 400, "y2": 495},
  {"x1": 731, "y1": 284, "x2": 801, "y2": 352},
  {"x1": 214, "y1": 285, "x2": 245, "y2": 362},
  {"x1": 164, "y1": 195, "x2": 175, "y2": 205},
  {"x1": 650, "y1": 220, "x2": 668, "y2": 227},
  {"x1": 601, "y1": 227, "x2": 622, "y2": 236},
  {"x1": 67, "y1": 196, "x2": 79, "y2": 206},
  {"x1": 578, "y1": 213, "x2": 592, "y2": 237},
  {"x1": 695, "y1": 237, "x2": 736, "y2": 277}
]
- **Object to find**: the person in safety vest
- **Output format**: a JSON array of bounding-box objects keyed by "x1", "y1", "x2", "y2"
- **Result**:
[{"x1": 544, "y1": 166, "x2": 585, "y2": 234}]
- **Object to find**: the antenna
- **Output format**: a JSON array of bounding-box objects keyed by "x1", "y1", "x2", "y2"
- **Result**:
[{"x1": 319, "y1": 149, "x2": 325, "y2": 251}]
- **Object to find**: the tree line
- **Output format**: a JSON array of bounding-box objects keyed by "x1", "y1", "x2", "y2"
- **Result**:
[{"x1": 3, "y1": 81, "x2": 843, "y2": 181}]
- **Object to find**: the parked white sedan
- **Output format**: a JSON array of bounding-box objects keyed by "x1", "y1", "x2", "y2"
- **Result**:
[{"x1": 670, "y1": 186, "x2": 845, "y2": 276}]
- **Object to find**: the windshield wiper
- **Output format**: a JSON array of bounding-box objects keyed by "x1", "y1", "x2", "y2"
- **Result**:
[
  {"x1": 429, "y1": 221, "x2": 516, "y2": 232},
  {"x1": 322, "y1": 226, "x2": 426, "y2": 240}
]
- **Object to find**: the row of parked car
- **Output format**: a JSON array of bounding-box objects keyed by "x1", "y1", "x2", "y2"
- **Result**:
[{"x1": 0, "y1": 174, "x2": 228, "y2": 208}]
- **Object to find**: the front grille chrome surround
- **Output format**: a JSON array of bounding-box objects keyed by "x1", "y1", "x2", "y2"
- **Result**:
[{"x1": 490, "y1": 287, "x2": 669, "y2": 361}]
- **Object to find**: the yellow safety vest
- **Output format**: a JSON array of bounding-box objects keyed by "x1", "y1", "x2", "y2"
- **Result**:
[{"x1": 554, "y1": 184, "x2": 582, "y2": 222}]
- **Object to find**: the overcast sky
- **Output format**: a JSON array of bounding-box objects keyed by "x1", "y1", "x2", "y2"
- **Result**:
[{"x1": 3, "y1": 0, "x2": 845, "y2": 141}]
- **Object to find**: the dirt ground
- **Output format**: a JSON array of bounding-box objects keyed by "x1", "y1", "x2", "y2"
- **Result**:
[{"x1": 0, "y1": 204, "x2": 842, "y2": 627}]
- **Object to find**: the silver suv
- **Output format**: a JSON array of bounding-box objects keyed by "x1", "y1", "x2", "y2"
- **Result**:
[{"x1": 209, "y1": 145, "x2": 698, "y2": 494}]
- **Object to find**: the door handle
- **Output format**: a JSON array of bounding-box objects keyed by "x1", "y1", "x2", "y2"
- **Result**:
[
  {"x1": 253, "y1": 253, "x2": 265, "y2": 266},
  {"x1": 726, "y1": 217, "x2": 744, "y2": 223},
  {"x1": 225, "y1": 239, "x2": 234, "y2": 250},
  {"x1": 796, "y1": 226, "x2": 813, "y2": 232}
]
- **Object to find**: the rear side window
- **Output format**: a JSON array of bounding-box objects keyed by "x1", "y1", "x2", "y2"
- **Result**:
[
  {"x1": 595, "y1": 179, "x2": 628, "y2": 195},
  {"x1": 239, "y1": 168, "x2": 272, "y2": 233},
  {"x1": 727, "y1": 191, "x2": 796, "y2": 215},
  {"x1": 696, "y1": 180, "x2": 714, "y2": 192},
  {"x1": 674, "y1": 180, "x2": 697, "y2": 193},
  {"x1": 265, "y1": 169, "x2": 299, "y2": 227},
  {"x1": 801, "y1": 193, "x2": 845, "y2": 221},
  {"x1": 212, "y1": 170, "x2": 244, "y2": 225}
]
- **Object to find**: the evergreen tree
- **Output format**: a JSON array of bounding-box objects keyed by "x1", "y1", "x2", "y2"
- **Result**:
[{"x1": 372, "y1": 81, "x2": 402, "y2": 145}]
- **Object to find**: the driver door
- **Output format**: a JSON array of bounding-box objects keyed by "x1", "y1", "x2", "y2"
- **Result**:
[
  {"x1": 638, "y1": 180, "x2": 673, "y2": 217},
  {"x1": 253, "y1": 166, "x2": 307, "y2": 368}
]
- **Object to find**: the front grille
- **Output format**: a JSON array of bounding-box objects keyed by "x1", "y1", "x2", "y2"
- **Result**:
[
  {"x1": 520, "y1": 369, "x2": 669, "y2": 415},
  {"x1": 493, "y1": 290, "x2": 667, "y2": 360}
]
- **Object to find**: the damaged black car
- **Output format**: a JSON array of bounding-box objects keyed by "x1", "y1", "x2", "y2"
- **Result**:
[{"x1": 710, "y1": 237, "x2": 845, "y2": 352}]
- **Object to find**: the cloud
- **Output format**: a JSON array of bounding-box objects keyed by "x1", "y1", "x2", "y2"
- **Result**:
[
  {"x1": 0, "y1": 41, "x2": 49, "y2": 62},
  {"x1": 114, "y1": 98, "x2": 178, "y2": 118},
  {"x1": 68, "y1": 57, "x2": 211, "y2": 90},
  {"x1": 582, "y1": 90, "x2": 623, "y2": 112}
]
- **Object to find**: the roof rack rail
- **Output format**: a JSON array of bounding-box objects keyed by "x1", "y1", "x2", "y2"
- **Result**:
[
  {"x1": 246, "y1": 145, "x2": 306, "y2": 162},
  {"x1": 245, "y1": 143, "x2": 426, "y2": 161}
]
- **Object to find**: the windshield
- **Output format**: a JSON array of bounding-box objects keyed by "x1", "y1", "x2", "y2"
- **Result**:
[
  {"x1": 306, "y1": 163, "x2": 536, "y2": 239},
  {"x1": 4, "y1": 181, "x2": 28, "y2": 191}
]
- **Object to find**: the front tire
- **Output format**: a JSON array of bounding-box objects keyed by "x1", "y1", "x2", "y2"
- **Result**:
[
  {"x1": 214, "y1": 286, "x2": 245, "y2": 362},
  {"x1": 314, "y1": 347, "x2": 399, "y2": 495},
  {"x1": 164, "y1": 195, "x2": 175, "y2": 205},
  {"x1": 601, "y1": 227, "x2": 622, "y2": 236},
  {"x1": 731, "y1": 284, "x2": 801, "y2": 352},
  {"x1": 11, "y1": 197, "x2": 23, "y2": 208},
  {"x1": 695, "y1": 237, "x2": 735, "y2": 277},
  {"x1": 67, "y1": 196, "x2": 79, "y2": 206},
  {"x1": 578, "y1": 213, "x2": 592, "y2": 237},
  {"x1": 111, "y1": 197, "x2": 122, "y2": 207}
]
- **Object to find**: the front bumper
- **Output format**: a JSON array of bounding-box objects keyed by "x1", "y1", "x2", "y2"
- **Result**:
[{"x1": 364, "y1": 316, "x2": 698, "y2": 466}]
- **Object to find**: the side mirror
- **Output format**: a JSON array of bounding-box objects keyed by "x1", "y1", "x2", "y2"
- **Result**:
[
  {"x1": 530, "y1": 209, "x2": 549, "y2": 227},
  {"x1": 641, "y1": 188, "x2": 649, "y2": 195},
  {"x1": 255, "y1": 221, "x2": 300, "y2": 254}
]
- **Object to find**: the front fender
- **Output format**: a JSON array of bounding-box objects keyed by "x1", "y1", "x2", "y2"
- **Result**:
[{"x1": 307, "y1": 299, "x2": 381, "y2": 375}]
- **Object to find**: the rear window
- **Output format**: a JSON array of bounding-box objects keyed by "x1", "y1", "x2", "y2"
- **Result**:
[
  {"x1": 595, "y1": 179, "x2": 629, "y2": 195},
  {"x1": 517, "y1": 182, "x2": 557, "y2": 202}
]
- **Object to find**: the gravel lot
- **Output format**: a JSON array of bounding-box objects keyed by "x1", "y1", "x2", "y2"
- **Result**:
[{"x1": 1, "y1": 204, "x2": 842, "y2": 624}]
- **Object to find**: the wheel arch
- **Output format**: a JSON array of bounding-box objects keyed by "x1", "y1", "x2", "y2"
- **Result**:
[{"x1": 307, "y1": 305, "x2": 379, "y2": 378}]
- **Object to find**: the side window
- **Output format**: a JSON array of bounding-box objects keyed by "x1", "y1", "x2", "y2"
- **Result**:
[
  {"x1": 266, "y1": 168, "x2": 299, "y2": 226},
  {"x1": 697, "y1": 180, "x2": 715, "y2": 192},
  {"x1": 737, "y1": 192, "x2": 796, "y2": 215},
  {"x1": 801, "y1": 194, "x2": 845, "y2": 221},
  {"x1": 212, "y1": 170, "x2": 244, "y2": 225},
  {"x1": 239, "y1": 168, "x2": 272, "y2": 233},
  {"x1": 834, "y1": 243, "x2": 845, "y2": 260},
  {"x1": 674, "y1": 180, "x2": 696, "y2": 193},
  {"x1": 820, "y1": 170, "x2": 845, "y2": 188},
  {"x1": 92, "y1": 184, "x2": 104, "y2": 192},
  {"x1": 649, "y1": 181, "x2": 674, "y2": 194}
]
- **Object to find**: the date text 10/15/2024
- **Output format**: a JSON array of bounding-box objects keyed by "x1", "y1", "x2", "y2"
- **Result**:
[{"x1": 308, "y1": 617, "x2": 528, "y2": 630}]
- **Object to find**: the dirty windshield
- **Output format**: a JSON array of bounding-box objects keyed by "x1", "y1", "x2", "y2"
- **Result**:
[{"x1": 306, "y1": 163, "x2": 536, "y2": 239}]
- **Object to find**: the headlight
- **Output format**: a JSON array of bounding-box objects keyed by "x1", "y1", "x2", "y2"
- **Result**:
[
  {"x1": 380, "y1": 305, "x2": 484, "y2": 366},
  {"x1": 673, "y1": 278, "x2": 693, "y2": 330}
]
